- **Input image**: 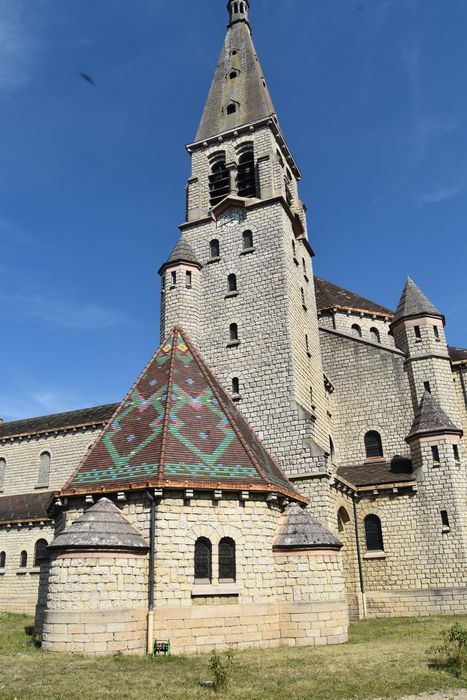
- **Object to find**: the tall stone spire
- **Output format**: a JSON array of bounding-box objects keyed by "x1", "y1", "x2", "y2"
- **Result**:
[{"x1": 195, "y1": 0, "x2": 277, "y2": 142}]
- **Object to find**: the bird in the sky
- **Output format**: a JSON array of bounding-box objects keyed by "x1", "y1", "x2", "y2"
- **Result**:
[{"x1": 79, "y1": 71, "x2": 96, "y2": 86}]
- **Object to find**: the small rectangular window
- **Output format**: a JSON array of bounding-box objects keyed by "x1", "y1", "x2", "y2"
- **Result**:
[
  {"x1": 431, "y1": 445, "x2": 440, "y2": 463},
  {"x1": 424, "y1": 381, "x2": 431, "y2": 394},
  {"x1": 441, "y1": 510, "x2": 450, "y2": 529},
  {"x1": 453, "y1": 444, "x2": 460, "y2": 462},
  {"x1": 414, "y1": 326, "x2": 421, "y2": 340},
  {"x1": 433, "y1": 326, "x2": 440, "y2": 341},
  {"x1": 186, "y1": 271, "x2": 192, "y2": 287},
  {"x1": 171, "y1": 271, "x2": 177, "y2": 286}
]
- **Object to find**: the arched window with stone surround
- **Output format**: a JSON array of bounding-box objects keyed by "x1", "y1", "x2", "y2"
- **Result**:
[
  {"x1": 20, "y1": 550, "x2": 28, "y2": 568},
  {"x1": 242, "y1": 230, "x2": 254, "y2": 250},
  {"x1": 34, "y1": 539, "x2": 49, "y2": 567},
  {"x1": 194, "y1": 537, "x2": 212, "y2": 583},
  {"x1": 0, "y1": 551, "x2": 5, "y2": 568},
  {"x1": 351, "y1": 324, "x2": 362, "y2": 338},
  {"x1": 209, "y1": 158, "x2": 229, "y2": 206},
  {"x1": 370, "y1": 327, "x2": 381, "y2": 344},
  {"x1": 228, "y1": 274, "x2": 237, "y2": 292},
  {"x1": 209, "y1": 239, "x2": 220, "y2": 259},
  {"x1": 229, "y1": 323, "x2": 239, "y2": 342},
  {"x1": 364, "y1": 515, "x2": 384, "y2": 552},
  {"x1": 37, "y1": 451, "x2": 51, "y2": 488},
  {"x1": 218, "y1": 538, "x2": 236, "y2": 582},
  {"x1": 237, "y1": 147, "x2": 257, "y2": 198},
  {"x1": 337, "y1": 507, "x2": 350, "y2": 534},
  {"x1": 364, "y1": 431, "x2": 383, "y2": 459}
]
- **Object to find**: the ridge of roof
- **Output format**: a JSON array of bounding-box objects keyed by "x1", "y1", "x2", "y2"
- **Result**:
[
  {"x1": 195, "y1": 9, "x2": 276, "y2": 142},
  {"x1": 406, "y1": 391, "x2": 462, "y2": 441},
  {"x1": 48, "y1": 497, "x2": 148, "y2": 551},
  {"x1": 62, "y1": 327, "x2": 305, "y2": 503},
  {"x1": 314, "y1": 276, "x2": 393, "y2": 317},
  {"x1": 392, "y1": 277, "x2": 443, "y2": 326},
  {"x1": 0, "y1": 404, "x2": 117, "y2": 441}
]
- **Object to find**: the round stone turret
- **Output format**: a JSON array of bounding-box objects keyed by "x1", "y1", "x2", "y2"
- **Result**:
[{"x1": 159, "y1": 237, "x2": 202, "y2": 344}]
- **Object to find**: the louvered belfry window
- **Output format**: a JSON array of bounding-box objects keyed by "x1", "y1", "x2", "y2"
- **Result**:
[
  {"x1": 364, "y1": 515, "x2": 384, "y2": 551},
  {"x1": 194, "y1": 538, "x2": 212, "y2": 583},
  {"x1": 209, "y1": 161, "x2": 230, "y2": 206},
  {"x1": 237, "y1": 150, "x2": 257, "y2": 198},
  {"x1": 219, "y1": 538, "x2": 236, "y2": 582}
]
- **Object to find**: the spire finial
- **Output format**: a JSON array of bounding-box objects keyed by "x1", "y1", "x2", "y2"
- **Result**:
[{"x1": 227, "y1": 0, "x2": 250, "y2": 27}]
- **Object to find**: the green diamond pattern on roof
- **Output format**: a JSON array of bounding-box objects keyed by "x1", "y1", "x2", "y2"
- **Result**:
[{"x1": 64, "y1": 328, "x2": 303, "y2": 502}]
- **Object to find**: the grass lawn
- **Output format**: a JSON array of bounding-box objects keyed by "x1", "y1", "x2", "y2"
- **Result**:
[{"x1": 0, "y1": 613, "x2": 466, "y2": 700}]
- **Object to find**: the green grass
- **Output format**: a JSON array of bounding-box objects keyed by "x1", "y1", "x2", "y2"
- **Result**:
[{"x1": 0, "y1": 613, "x2": 466, "y2": 699}]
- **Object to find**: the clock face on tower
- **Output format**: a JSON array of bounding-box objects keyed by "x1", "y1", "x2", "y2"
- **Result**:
[{"x1": 218, "y1": 208, "x2": 245, "y2": 229}]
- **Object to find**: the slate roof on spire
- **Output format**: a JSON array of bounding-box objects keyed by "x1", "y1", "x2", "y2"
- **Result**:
[
  {"x1": 48, "y1": 497, "x2": 148, "y2": 551},
  {"x1": 274, "y1": 503, "x2": 342, "y2": 550},
  {"x1": 406, "y1": 391, "x2": 462, "y2": 441},
  {"x1": 195, "y1": 4, "x2": 276, "y2": 142},
  {"x1": 392, "y1": 278, "x2": 443, "y2": 326},
  {"x1": 62, "y1": 328, "x2": 305, "y2": 503}
]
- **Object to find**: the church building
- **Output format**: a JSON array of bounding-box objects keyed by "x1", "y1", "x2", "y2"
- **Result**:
[{"x1": 0, "y1": 0, "x2": 466, "y2": 656}]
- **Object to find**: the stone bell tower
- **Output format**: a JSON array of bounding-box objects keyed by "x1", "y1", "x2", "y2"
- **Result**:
[{"x1": 160, "y1": 1, "x2": 334, "y2": 522}]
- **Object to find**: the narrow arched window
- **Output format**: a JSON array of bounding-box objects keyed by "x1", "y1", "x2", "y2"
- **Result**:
[
  {"x1": 365, "y1": 431, "x2": 383, "y2": 459},
  {"x1": 209, "y1": 159, "x2": 229, "y2": 206},
  {"x1": 219, "y1": 538, "x2": 236, "y2": 582},
  {"x1": 337, "y1": 507, "x2": 350, "y2": 533},
  {"x1": 237, "y1": 150, "x2": 256, "y2": 198},
  {"x1": 292, "y1": 239, "x2": 296, "y2": 257},
  {"x1": 329, "y1": 436, "x2": 335, "y2": 462},
  {"x1": 227, "y1": 103, "x2": 237, "y2": 115},
  {"x1": 232, "y1": 377, "x2": 240, "y2": 395},
  {"x1": 37, "y1": 451, "x2": 51, "y2": 488},
  {"x1": 20, "y1": 550, "x2": 28, "y2": 568},
  {"x1": 209, "y1": 239, "x2": 220, "y2": 259},
  {"x1": 364, "y1": 515, "x2": 384, "y2": 551},
  {"x1": 171, "y1": 271, "x2": 177, "y2": 286},
  {"x1": 0, "y1": 458, "x2": 5, "y2": 491},
  {"x1": 0, "y1": 551, "x2": 5, "y2": 568},
  {"x1": 233, "y1": 2, "x2": 239, "y2": 13},
  {"x1": 370, "y1": 327, "x2": 381, "y2": 344},
  {"x1": 194, "y1": 537, "x2": 212, "y2": 583},
  {"x1": 351, "y1": 324, "x2": 362, "y2": 338},
  {"x1": 242, "y1": 230, "x2": 253, "y2": 250},
  {"x1": 34, "y1": 539, "x2": 49, "y2": 567},
  {"x1": 305, "y1": 334, "x2": 310, "y2": 355},
  {"x1": 228, "y1": 274, "x2": 237, "y2": 292},
  {"x1": 229, "y1": 323, "x2": 238, "y2": 342},
  {"x1": 301, "y1": 287, "x2": 306, "y2": 308}
]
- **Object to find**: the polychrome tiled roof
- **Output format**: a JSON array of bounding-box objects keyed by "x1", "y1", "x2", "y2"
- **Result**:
[{"x1": 63, "y1": 328, "x2": 304, "y2": 502}]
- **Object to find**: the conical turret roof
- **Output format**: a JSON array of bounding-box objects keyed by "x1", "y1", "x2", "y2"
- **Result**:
[
  {"x1": 392, "y1": 278, "x2": 443, "y2": 326},
  {"x1": 62, "y1": 328, "x2": 304, "y2": 503},
  {"x1": 195, "y1": 4, "x2": 276, "y2": 142},
  {"x1": 274, "y1": 503, "x2": 342, "y2": 550},
  {"x1": 159, "y1": 237, "x2": 201, "y2": 275},
  {"x1": 48, "y1": 498, "x2": 148, "y2": 551},
  {"x1": 406, "y1": 391, "x2": 462, "y2": 441}
]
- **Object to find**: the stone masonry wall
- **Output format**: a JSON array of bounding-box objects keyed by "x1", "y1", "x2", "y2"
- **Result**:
[
  {"x1": 0, "y1": 427, "x2": 102, "y2": 496},
  {"x1": 319, "y1": 328, "x2": 413, "y2": 466},
  {"x1": 42, "y1": 551, "x2": 148, "y2": 655},
  {"x1": 0, "y1": 523, "x2": 53, "y2": 613}
]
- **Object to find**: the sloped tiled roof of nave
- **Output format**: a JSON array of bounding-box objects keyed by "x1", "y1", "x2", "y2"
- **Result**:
[
  {"x1": 314, "y1": 277, "x2": 393, "y2": 317},
  {"x1": 0, "y1": 491, "x2": 53, "y2": 524},
  {"x1": 0, "y1": 404, "x2": 117, "y2": 440},
  {"x1": 63, "y1": 328, "x2": 305, "y2": 503},
  {"x1": 337, "y1": 460, "x2": 415, "y2": 488}
]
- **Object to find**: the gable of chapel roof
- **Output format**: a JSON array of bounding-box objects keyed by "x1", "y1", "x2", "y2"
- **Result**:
[
  {"x1": 406, "y1": 391, "x2": 462, "y2": 441},
  {"x1": 392, "y1": 277, "x2": 443, "y2": 325},
  {"x1": 314, "y1": 277, "x2": 393, "y2": 317},
  {"x1": 63, "y1": 328, "x2": 304, "y2": 503}
]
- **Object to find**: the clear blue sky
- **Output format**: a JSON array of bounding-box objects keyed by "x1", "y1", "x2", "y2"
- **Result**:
[{"x1": 1, "y1": 0, "x2": 466, "y2": 421}]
